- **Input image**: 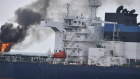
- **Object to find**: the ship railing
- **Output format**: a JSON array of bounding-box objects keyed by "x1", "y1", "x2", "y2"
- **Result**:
[
  {"x1": 64, "y1": 55, "x2": 88, "y2": 65},
  {"x1": 63, "y1": 39, "x2": 96, "y2": 42},
  {"x1": 0, "y1": 54, "x2": 54, "y2": 64},
  {"x1": 104, "y1": 37, "x2": 124, "y2": 42},
  {"x1": 64, "y1": 30, "x2": 89, "y2": 34}
]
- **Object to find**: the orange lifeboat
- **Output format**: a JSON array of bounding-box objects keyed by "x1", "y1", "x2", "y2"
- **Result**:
[{"x1": 54, "y1": 51, "x2": 66, "y2": 58}]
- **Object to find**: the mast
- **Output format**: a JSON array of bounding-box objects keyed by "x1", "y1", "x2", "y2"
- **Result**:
[
  {"x1": 66, "y1": 3, "x2": 70, "y2": 17},
  {"x1": 88, "y1": 0, "x2": 101, "y2": 20}
]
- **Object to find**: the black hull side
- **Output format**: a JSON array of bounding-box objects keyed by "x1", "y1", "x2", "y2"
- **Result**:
[{"x1": 0, "y1": 62, "x2": 140, "y2": 79}]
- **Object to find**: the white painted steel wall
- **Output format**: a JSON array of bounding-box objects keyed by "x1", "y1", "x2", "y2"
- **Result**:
[
  {"x1": 54, "y1": 32, "x2": 63, "y2": 52},
  {"x1": 114, "y1": 42, "x2": 124, "y2": 57},
  {"x1": 124, "y1": 42, "x2": 137, "y2": 59},
  {"x1": 88, "y1": 48, "x2": 105, "y2": 65},
  {"x1": 108, "y1": 41, "x2": 140, "y2": 60},
  {"x1": 136, "y1": 43, "x2": 140, "y2": 59}
]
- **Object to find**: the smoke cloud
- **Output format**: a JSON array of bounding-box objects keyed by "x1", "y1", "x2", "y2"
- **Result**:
[
  {"x1": 0, "y1": 8, "x2": 42, "y2": 43},
  {"x1": 15, "y1": 8, "x2": 42, "y2": 27},
  {"x1": 29, "y1": 0, "x2": 50, "y2": 20},
  {"x1": 0, "y1": 23, "x2": 25, "y2": 43},
  {"x1": 46, "y1": 0, "x2": 139, "y2": 22},
  {"x1": 0, "y1": 0, "x2": 51, "y2": 44},
  {"x1": 47, "y1": 0, "x2": 89, "y2": 21},
  {"x1": 46, "y1": 0, "x2": 138, "y2": 21},
  {"x1": 115, "y1": 0, "x2": 132, "y2": 5}
]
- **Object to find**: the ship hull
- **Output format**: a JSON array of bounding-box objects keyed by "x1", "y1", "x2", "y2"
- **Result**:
[{"x1": 0, "y1": 62, "x2": 140, "y2": 79}]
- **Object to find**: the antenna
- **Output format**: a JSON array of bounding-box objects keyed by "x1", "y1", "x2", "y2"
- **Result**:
[{"x1": 66, "y1": 3, "x2": 70, "y2": 17}]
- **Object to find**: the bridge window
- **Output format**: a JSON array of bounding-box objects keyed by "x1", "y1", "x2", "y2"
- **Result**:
[
  {"x1": 74, "y1": 21, "x2": 77, "y2": 23},
  {"x1": 82, "y1": 22, "x2": 84, "y2": 25}
]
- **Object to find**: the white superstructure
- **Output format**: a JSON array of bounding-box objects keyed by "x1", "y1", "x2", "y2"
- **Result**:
[{"x1": 42, "y1": 0, "x2": 140, "y2": 66}]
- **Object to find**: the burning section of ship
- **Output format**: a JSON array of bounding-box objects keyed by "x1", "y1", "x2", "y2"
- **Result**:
[{"x1": 0, "y1": 43, "x2": 14, "y2": 52}]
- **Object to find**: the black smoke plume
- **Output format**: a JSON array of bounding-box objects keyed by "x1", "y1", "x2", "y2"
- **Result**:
[
  {"x1": 0, "y1": 8, "x2": 42, "y2": 43},
  {"x1": 15, "y1": 8, "x2": 42, "y2": 28},
  {"x1": 0, "y1": 0, "x2": 51, "y2": 44},
  {"x1": 0, "y1": 23, "x2": 25, "y2": 43},
  {"x1": 30, "y1": 0, "x2": 50, "y2": 20}
]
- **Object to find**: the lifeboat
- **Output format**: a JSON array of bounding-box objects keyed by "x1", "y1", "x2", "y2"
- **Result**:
[{"x1": 54, "y1": 51, "x2": 66, "y2": 58}]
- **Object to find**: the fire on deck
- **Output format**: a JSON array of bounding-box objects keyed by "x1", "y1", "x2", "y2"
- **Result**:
[{"x1": 0, "y1": 43, "x2": 14, "y2": 52}]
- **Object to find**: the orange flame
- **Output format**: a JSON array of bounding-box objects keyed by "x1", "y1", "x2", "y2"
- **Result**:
[{"x1": 1, "y1": 43, "x2": 14, "y2": 52}]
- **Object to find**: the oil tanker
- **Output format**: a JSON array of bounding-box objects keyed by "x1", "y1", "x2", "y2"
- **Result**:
[{"x1": 0, "y1": 0, "x2": 140, "y2": 79}]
